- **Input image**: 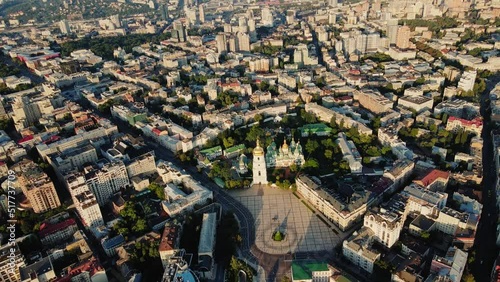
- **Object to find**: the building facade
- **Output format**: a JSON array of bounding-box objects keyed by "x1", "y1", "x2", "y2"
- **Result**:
[
  {"x1": 252, "y1": 140, "x2": 268, "y2": 185},
  {"x1": 265, "y1": 139, "x2": 305, "y2": 168}
]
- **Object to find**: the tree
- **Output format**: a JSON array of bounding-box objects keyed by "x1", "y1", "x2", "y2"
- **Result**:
[
  {"x1": 300, "y1": 109, "x2": 318, "y2": 124},
  {"x1": 420, "y1": 231, "x2": 431, "y2": 240},
  {"x1": 324, "y1": 149, "x2": 333, "y2": 159},
  {"x1": 148, "y1": 182, "x2": 165, "y2": 200},
  {"x1": 245, "y1": 125, "x2": 264, "y2": 142},
  {"x1": 414, "y1": 77, "x2": 426, "y2": 86},
  {"x1": 223, "y1": 137, "x2": 235, "y2": 149},
  {"x1": 463, "y1": 274, "x2": 475, "y2": 282},
  {"x1": 305, "y1": 139, "x2": 319, "y2": 155},
  {"x1": 0, "y1": 118, "x2": 10, "y2": 130},
  {"x1": 303, "y1": 159, "x2": 319, "y2": 170},
  {"x1": 321, "y1": 138, "x2": 336, "y2": 149},
  {"x1": 132, "y1": 219, "x2": 147, "y2": 233}
]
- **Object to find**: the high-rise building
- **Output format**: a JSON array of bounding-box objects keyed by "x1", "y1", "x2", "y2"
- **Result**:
[
  {"x1": 173, "y1": 21, "x2": 186, "y2": 42},
  {"x1": 65, "y1": 172, "x2": 104, "y2": 229},
  {"x1": 199, "y1": 4, "x2": 205, "y2": 23},
  {"x1": 286, "y1": 10, "x2": 296, "y2": 25},
  {"x1": 252, "y1": 140, "x2": 268, "y2": 185},
  {"x1": 261, "y1": 7, "x2": 273, "y2": 27},
  {"x1": 84, "y1": 160, "x2": 129, "y2": 206},
  {"x1": 238, "y1": 16, "x2": 248, "y2": 33},
  {"x1": 228, "y1": 35, "x2": 237, "y2": 52},
  {"x1": 386, "y1": 19, "x2": 399, "y2": 46},
  {"x1": 110, "y1": 14, "x2": 122, "y2": 28},
  {"x1": 0, "y1": 244, "x2": 25, "y2": 282},
  {"x1": 328, "y1": 0, "x2": 338, "y2": 7},
  {"x1": 396, "y1": 25, "x2": 411, "y2": 49},
  {"x1": 237, "y1": 32, "x2": 250, "y2": 52},
  {"x1": 328, "y1": 12, "x2": 337, "y2": 24},
  {"x1": 160, "y1": 4, "x2": 168, "y2": 21},
  {"x1": 185, "y1": 8, "x2": 198, "y2": 25},
  {"x1": 59, "y1": 20, "x2": 71, "y2": 34},
  {"x1": 366, "y1": 33, "x2": 381, "y2": 52},
  {"x1": 248, "y1": 18, "x2": 256, "y2": 41},
  {"x1": 15, "y1": 159, "x2": 61, "y2": 213},
  {"x1": 216, "y1": 34, "x2": 227, "y2": 53}
]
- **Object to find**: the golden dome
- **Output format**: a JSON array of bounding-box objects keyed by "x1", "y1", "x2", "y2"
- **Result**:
[
  {"x1": 253, "y1": 140, "x2": 264, "y2": 156},
  {"x1": 282, "y1": 140, "x2": 289, "y2": 151}
]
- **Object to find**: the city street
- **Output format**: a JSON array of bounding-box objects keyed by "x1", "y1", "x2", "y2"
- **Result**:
[{"x1": 472, "y1": 74, "x2": 500, "y2": 281}]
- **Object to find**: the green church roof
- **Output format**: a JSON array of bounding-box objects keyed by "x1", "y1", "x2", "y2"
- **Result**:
[{"x1": 291, "y1": 261, "x2": 329, "y2": 281}]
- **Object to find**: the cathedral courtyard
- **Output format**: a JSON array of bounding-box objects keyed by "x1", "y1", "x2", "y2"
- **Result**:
[{"x1": 229, "y1": 185, "x2": 349, "y2": 256}]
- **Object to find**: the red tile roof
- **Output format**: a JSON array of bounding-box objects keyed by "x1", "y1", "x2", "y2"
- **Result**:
[
  {"x1": 18, "y1": 135, "x2": 34, "y2": 144},
  {"x1": 415, "y1": 169, "x2": 450, "y2": 187},
  {"x1": 159, "y1": 225, "x2": 179, "y2": 252},
  {"x1": 448, "y1": 116, "x2": 483, "y2": 127},
  {"x1": 38, "y1": 218, "x2": 76, "y2": 238}
]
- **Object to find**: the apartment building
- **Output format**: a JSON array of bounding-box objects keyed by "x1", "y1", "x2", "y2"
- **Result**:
[
  {"x1": 446, "y1": 116, "x2": 483, "y2": 136},
  {"x1": 84, "y1": 160, "x2": 130, "y2": 206},
  {"x1": 0, "y1": 244, "x2": 25, "y2": 282},
  {"x1": 296, "y1": 175, "x2": 372, "y2": 231},
  {"x1": 159, "y1": 224, "x2": 181, "y2": 269},
  {"x1": 65, "y1": 172, "x2": 104, "y2": 229},
  {"x1": 354, "y1": 89, "x2": 393, "y2": 114},
  {"x1": 15, "y1": 160, "x2": 61, "y2": 213},
  {"x1": 364, "y1": 209, "x2": 404, "y2": 248},
  {"x1": 342, "y1": 226, "x2": 381, "y2": 273},
  {"x1": 39, "y1": 218, "x2": 78, "y2": 246}
]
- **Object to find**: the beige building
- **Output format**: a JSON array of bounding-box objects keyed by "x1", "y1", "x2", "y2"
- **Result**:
[
  {"x1": 0, "y1": 244, "x2": 25, "y2": 282},
  {"x1": 364, "y1": 209, "x2": 405, "y2": 248},
  {"x1": 342, "y1": 226, "x2": 381, "y2": 273},
  {"x1": 296, "y1": 175, "x2": 372, "y2": 231},
  {"x1": 16, "y1": 160, "x2": 61, "y2": 213},
  {"x1": 396, "y1": 25, "x2": 411, "y2": 49},
  {"x1": 354, "y1": 89, "x2": 393, "y2": 114}
]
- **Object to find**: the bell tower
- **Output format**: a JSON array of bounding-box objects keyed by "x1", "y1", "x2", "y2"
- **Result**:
[{"x1": 252, "y1": 139, "x2": 268, "y2": 185}]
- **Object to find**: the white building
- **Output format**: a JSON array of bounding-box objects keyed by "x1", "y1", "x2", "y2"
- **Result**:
[
  {"x1": 363, "y1": 209, "x2": 404, "y2": 248},
  {"x1": 84, "y1": 160, "x2": 130, "y2": 206},
  {"x1": 402, "y1": 184, "x2": 447, "y2": 217},
  {"x1": 398, "y1": 96, "x2": 433, "y2": 113},
  {"x1": 429, "y1": 247, "x2": 467, "y2": 282},
  {"x1": 457, "y1": 70, "x2": 477, "y2": 92},
  {"x1": 435, "y1": 207, "x2": 476, "y2": 236},
  {"x1": 157, "y1": 160, "x2": 213, "y2": 217},
  {"x1": 65, "y1": 172, "x2": 104, "y2": 230},
  {"x1": 261, "y1": 7, "x2": 273, "y2": 27},
  {"x1": 342, "y1": 226, "x2": 381, "y2": 273},
  {"x1": 337, "y1": 132, "x2": 363, "y2": 173}
]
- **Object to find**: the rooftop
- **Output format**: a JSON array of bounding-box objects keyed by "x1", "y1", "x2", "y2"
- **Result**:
[{"x1": 291, "y1": 261, "x2": 329, "y2": 281}]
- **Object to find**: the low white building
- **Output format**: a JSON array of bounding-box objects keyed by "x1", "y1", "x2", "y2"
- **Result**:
[{"x1": 336, "y1": 132, "x2": 363, "y2": 173}]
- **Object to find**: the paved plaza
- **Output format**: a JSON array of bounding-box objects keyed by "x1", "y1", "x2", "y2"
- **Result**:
[{"x1": 229, "y1": 185, "x2": 343, "y2": 255}]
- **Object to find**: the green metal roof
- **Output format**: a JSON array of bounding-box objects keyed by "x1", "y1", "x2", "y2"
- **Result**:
[
  {"x1": 214, "y1": 177, "x2": 225, "y2": 188},
  {"x1": 224, "y1": 144, "x2": 245, "y2": 154},
  {"x1": 200, "y1": 146, "x2": 222, "y2": 154},
  {"x1": 299, "y1": 123, "x2": 333, "y2": 133},
  {"x1": 291, "y1": 261, "x2": 329, "y2": 281}
]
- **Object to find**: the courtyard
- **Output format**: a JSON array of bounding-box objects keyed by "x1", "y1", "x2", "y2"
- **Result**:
[{"x1": 229, "y1": 185, "x2": 346, "y2": 256}]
